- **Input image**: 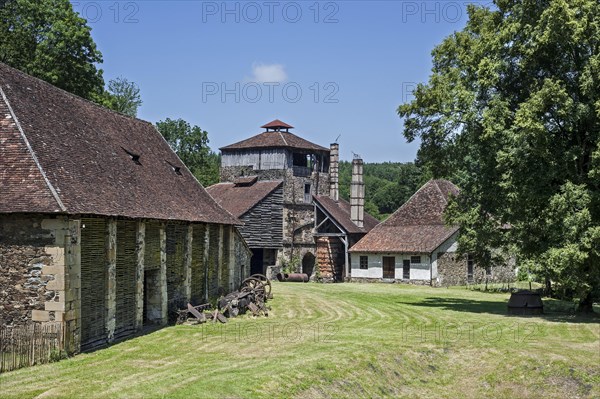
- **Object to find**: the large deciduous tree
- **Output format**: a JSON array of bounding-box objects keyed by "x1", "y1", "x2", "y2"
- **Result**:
[
  {"x1": 0, "y1": 0, "x2": 104, "y2": 100},
  {"x1": 398, "y1": 0, "x2": 600, "y2": 311},
  {"x1": 101, "y1": 77, "x2": 143, "y2": 117},
  {"x1": 155, "y1": 118, "x2": 220, "y2": 187}
]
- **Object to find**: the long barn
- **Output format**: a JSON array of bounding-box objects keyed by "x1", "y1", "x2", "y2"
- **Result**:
[{"x1": 0, "y1": 63, "x2": 251, "y2": 353}]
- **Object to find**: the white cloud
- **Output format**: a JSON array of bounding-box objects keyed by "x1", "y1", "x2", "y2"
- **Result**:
[{"x1": 250, "y1": 63, "x2": 287, "y2": 83}]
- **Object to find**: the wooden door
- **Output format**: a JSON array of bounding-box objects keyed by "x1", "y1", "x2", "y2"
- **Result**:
[
  {"x1": 383, "y1": 256, "x2": 395, "y2": 279},
  {"x1": 403, "y1": 259, "x2": 411, "y2": 280}
]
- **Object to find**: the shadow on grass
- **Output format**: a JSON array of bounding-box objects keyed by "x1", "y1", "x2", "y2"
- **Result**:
[{"x1": 400, "y1": 297, "x2": 600, "y2": 324}]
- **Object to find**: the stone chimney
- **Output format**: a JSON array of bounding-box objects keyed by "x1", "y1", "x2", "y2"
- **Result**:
[
  {"x1": 329, "y1": 143, "x2": 339, "y2": 201},
  {"x1": 350, "y1": 157, "x2": 364, "y2": 228}
]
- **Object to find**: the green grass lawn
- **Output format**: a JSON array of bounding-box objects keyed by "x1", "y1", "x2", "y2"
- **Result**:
[{"x1": 1, "y1": 283, "x2": 598, "y2": 398}]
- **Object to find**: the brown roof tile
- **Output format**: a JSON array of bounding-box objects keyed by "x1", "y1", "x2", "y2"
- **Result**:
[
  {"x1": 261, "y1": 119, "x2": 294, "y2": 129},
  {"x1": 314, "y1": 195, "x2": 379, "y2": 234},
  {"x1": 0, "y1": 62, "x2": 239, "y2": 225},
  {"x1": 206, "y1": 180, "x2": 283, "y2": 217},
  {"x1": 220, "y1": 130, "x2": 329, "y2": 152},
  {"x1": 349, "y1": 180, "x2": 459, "y2": 253}
]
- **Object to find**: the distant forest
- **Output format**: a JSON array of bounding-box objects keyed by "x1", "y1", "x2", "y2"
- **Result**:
[{"x1": 338, "y1": 161, "x2": 425, "y2": 220}]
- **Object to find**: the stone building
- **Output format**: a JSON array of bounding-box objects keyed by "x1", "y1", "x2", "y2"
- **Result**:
[
  {"x1": 0, "y1": 63, "x2": 251, "y2": 353},
  {"x1": 215, "y1": 120, "x2": 331, "y2": 275},
  {"x1": 349, "y1": 179, "x2": 513, "y2": 285},
  {"x1": 312, "y1": 156, "x2": 379, "y2": 282}
]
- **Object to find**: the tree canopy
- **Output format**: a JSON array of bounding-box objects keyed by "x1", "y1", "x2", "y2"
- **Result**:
[
  {"x1": 155, "y1": 118, "x2": 220, "y2": 187},
  {"x1": 101, "y1": 77, "x2": 143, "y2": 117},
  {"x1": 0, "y1": 0, "x2": 104, "y2": 100},
  {"x1": 338, "y1": 161, "x2": 425, "y2": 220},
  {"x1": 398, "y1": 0, "x2": 600, "y2": 311}
]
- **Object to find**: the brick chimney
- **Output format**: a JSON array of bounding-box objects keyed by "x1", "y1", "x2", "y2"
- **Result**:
[
  {"x1": 350, "y1": 157, "x2": 364, "y2": 228},
  {"x1": 329, "y1": 143, "x2": 339, "y2": 201}
]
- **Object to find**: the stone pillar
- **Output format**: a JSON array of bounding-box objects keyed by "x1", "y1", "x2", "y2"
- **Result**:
[
  {"x1": 134, "y1": 221, "x2": 145, "y2": 331},
  {"x1": 105, "y1": 219, "x2": 117, "y2": 343},
  {"x1": 329, "y1": 143, "x2": 339, "y2": 201},
  {"x1": 228, "y1": 226, "x2": 236, "y2": 292},
  {"x1": 158, "y1": 223, "x2": 168, "y2": 325},
  {"x1": 183, "y1": 224, "x2": 193, "y2": 304},
  {"x1": 203, "y1": 225, "x2": 210, "y2": 301},
  {"x1": 218, "y1": 224, "x2": 224, "y2": 293},
  {"x1": 39, "y1": 218, "x2": 82, "y2": 354}
]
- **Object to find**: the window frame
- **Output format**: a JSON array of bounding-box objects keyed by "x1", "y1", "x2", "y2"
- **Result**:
[
  {"x1": 359, "y1": 256, "x2": 368, "y2": 270},
  {"x1": 410, "y1": 255, "x2": 421, "y2": 264}
]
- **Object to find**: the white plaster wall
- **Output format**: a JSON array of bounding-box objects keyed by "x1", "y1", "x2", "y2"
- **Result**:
[
  {"x1": 351, "y1": 253, "x2": 382, "y2": 278},
  {"x1": 351, "y1": 253, "x2": 432, "y2": 280}
]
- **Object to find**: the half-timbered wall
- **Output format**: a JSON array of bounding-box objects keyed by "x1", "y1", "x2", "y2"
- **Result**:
[
  {"x1": 166, "y1": 224, "x2": 187, "y2": 317},
  {"x1": 114, "y1": 220, "x2": 137, "y2": 340},
  {"x1": 190, "y1": 223, "x2": 207, "y2": 303},
  {"x1": 80, "y1": 218, "x2": 107, "y2": 350}
]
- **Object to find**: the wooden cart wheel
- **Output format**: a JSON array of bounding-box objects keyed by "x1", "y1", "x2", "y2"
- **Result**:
[
  {"x1": 240, "y1": 277, "x2": 266, "y2": 302},
  {"x1": 250, "y1": 274, "x2": 272, "y2": 300}
]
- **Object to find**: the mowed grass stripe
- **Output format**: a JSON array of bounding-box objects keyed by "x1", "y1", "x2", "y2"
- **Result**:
[{"x1": 0, "y1": 282, "x2": 598, "y2": 398}]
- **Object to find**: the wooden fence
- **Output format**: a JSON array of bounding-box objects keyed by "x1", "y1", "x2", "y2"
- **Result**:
[{"x1": 0, "y1": 323, "x2": 64, "y2": 373}]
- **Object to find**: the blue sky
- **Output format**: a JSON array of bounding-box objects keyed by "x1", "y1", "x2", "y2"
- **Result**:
[{"x1": 72, "y1": 1, "x2": 481, "y2": 162}]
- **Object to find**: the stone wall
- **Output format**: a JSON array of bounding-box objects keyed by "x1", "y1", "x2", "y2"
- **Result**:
[
  {"x1": 0, "y1": 214, "x2": 81, "y2": 353},
  {"x1": 0, "y1": 215, "x2": 55, "y2": 326},
  {"x1": 436, "y1": 252, "x2": 515, "y2": 287}
]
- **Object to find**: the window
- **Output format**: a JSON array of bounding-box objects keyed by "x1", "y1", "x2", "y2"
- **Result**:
[
  {"x1": 122, "y1": 147, "x2": 141, "y2": 165},
  {"x1": 166, "y1": 160, "x2": 183, "y2": 175},
  {"x1": 467, "y1": 254, "x2": 474, "y2": 283},
  {"x1": 410, "y1": 255, "x2": 421, "y2": 264},
  {"x1": 359, "y1": 256, "x2": 368, "y2": 270},
  {"x1": 304, "y1": 183, "x2": 312, "y2": 203}
]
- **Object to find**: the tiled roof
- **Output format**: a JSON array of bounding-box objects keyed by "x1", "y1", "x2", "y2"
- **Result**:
[
  {"x1": 349, "y1": 180, "x2": 459, "y2": 253},
  {"x1": 0, "y1": 62, "x2": 240, "y2": 225},
  {"x1": 206, "y1": 180, "x2": 283, "y2": 217},
  {"x1": 220, "y1": 130, "x2": 329, "y2": 152},
  {"x1": 313, "y1": 195, "x2": 379, "y2": 234},
  {"x1": 261, "y1": 119, "x2": 293, "y2": 129}
]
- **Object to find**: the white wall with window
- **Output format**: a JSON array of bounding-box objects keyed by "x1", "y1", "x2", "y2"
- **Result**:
[{"x1": 350, "y1": 253, "x2": 433, "y2": 280}]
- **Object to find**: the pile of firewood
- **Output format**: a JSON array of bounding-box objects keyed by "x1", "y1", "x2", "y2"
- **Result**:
[{"x1": 176, "y1": 274, "x2": 272, "y2": 324}]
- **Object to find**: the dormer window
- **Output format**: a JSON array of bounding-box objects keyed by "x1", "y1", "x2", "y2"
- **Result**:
[
  {"x1": 166, "y1": 160, "x2": 182, "y2": 175},
  {"x1": 122, "y1": 147, "x2": 141, "y2": 165}
]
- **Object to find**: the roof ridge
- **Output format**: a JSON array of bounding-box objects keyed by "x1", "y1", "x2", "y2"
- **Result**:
[
  {"x1": 0, "y1": 86, "x2": 67, "y2": 212},
  {"x1": 433, "y1": 180, "x2": 448, "y2": 206},
  {"x1": 0, "y1": 62, "x2": 145, "y2": 123},
  {"x1": 278, "y1": 131, "x2": 288, "y2": 146}
]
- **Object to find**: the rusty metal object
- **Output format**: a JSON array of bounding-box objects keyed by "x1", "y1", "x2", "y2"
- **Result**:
[{"x1": 276, "y1": 272, "x2": 309, "y2": 283}]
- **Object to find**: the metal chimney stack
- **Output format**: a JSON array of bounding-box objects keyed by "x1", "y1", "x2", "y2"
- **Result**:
[
  {"x1": 350, "y1": 157, "x2": 364, "y2": 228},
  {"x1": 329, "y1": 143, "x2": 339, "y2": 201}
]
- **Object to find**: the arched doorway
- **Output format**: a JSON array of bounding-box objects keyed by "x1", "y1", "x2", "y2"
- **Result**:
[{"x1": 302, "y1": 252, "x2": 316, "y2": 277}]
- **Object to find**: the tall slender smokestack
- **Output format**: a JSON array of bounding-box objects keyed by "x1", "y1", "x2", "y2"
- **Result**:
[
  {"x1": 350, "y1": 157, "x2": 364, "y2": 228},
  {"x1": 329, "y1": 143, "x2": 339, "y2": 201}
]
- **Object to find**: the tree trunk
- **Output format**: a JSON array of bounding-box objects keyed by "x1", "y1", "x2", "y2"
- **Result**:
[
  {"x1": 576, "y1": 292, "x2": 595, "y2": 313},
  {"x1": 544, "y1": 277, "x2": 552, "y2": 298}
]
